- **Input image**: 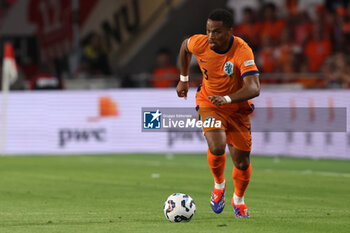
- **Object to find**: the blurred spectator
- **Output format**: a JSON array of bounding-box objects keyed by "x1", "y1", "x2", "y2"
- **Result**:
[
  {"x1": 338, "y1": 4, "x2": 350, "y2": 52},
  {"x1": 257, "y1": 37, "x2": 276, "y2": 75},
  {"x1": 274, "y1": 28, "x2": 300, "y2": 73},
  {"x1": 293, "y1": 11, "x2": 313, "y2": 46},
  {"x1": 234, "y1": 7, "x2": 262, "y2": 50},
  {"x1": 78, "y1": 33, "x2": 111, "y2": 76},
  {"x1": 325, "y1": 0, "x2": 349, "y2": 13},
  {"x1": 285, "y1": 0, "x2": 298, "y2": 16},
  {"x1": 322, "y1": 52, "x2": 350, "y2": 88},
  {"x1": 261, "y1": 3, "x2": 286, "y2": 45},
  {"x1": 29, "y1": 62, "x2": 63, "y2": 90},
  {"x1": 314, "y1": 4, "x2": 334, "y2": 38},
  {"x1": 334, "y1": 7, "x2": 346, "y2": 47},
  {"x1": 304, "y1": 22, "x2": 332, "y2": 72},
  {"x1": 151, "y1": 48, "x2": 178, "y2": 88},
  {"x1": 0, "y1": 0, "x2": 17, "y2": 19}
]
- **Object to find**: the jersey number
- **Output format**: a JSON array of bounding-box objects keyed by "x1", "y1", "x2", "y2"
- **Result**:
[{"x1": 202, "y1": 67, "x2": 208, "y2": 80}]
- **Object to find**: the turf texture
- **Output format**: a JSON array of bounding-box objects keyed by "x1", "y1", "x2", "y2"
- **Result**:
[{"x1": 0, "y1": 154, "x2": 349, "y2": 233}]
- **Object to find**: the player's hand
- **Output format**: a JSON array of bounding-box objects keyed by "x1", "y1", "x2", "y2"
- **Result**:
[
  {"x1": 208, "y1": 95, "x2": 228, "y2": 106},
  {"x1": 176, "y1": 81, "x2": 189, "y2": 100}
]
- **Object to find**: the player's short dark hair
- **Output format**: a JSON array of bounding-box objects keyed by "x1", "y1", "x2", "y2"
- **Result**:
[{"x1": 208, "y1": 9, "x2": 234, "y2": 29}]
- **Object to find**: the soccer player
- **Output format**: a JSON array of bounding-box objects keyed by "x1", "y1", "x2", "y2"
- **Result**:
[{"x1": 176, "y1": 9, "x2": 260, "y2": 218}]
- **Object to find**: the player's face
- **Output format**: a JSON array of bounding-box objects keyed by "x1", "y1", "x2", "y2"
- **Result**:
[{"x1": 206, "y1": 19, "x2": 232, "y2": 51}]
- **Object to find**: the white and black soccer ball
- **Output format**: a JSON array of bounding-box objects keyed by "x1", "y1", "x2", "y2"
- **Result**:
[{"x1": 163, "y1": 193, "x2": 196, "y2": 223}]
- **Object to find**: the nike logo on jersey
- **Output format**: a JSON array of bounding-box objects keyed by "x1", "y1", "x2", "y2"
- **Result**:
[
  {"x1": 200, "y1": 59, "x2": 207, "y2": 63},
  {"x1": 244, "y1": 60, "x2": 255, "y2": 66}
]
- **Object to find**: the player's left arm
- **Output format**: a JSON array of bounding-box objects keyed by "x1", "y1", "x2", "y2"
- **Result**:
[{"x1": 209, "y1": 74, "x2": 260, "y2": 106}]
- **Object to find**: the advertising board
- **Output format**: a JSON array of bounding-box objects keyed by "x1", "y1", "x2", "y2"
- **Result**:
[{"x1": 0, "y1": 89, "x2": 349, "y2": 159}]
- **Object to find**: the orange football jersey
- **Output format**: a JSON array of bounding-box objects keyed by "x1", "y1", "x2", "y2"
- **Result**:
[{"x1": 187, "y1": 34, "x2": 259, "y2": 97}]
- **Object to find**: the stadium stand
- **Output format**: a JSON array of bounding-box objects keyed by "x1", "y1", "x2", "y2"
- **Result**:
[{"x1": 0, "y1": 0, "x2": 349, "y2": 89}]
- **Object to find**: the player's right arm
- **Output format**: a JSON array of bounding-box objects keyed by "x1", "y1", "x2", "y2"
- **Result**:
[{"x1": 176, "y1": 39, "x2": 192, "y2": 100}]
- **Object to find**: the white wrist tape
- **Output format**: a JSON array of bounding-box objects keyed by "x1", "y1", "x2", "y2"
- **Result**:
[
  {"x1": 224, "y1": 95, "x2": 232, "y2": 103},
  {"x1": 180, "y1": 75, "x2": 189, "y2": 82}
]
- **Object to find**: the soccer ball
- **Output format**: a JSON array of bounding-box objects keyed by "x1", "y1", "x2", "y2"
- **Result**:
[{"x1": 163, "y1": 193, "x2": 196, "y2": 222}]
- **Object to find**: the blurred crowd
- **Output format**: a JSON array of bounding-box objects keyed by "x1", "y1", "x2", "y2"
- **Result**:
[
  {"x1": 150, "y1": 1, "x2": 350, "y2": 89},
  {"x1": 234, "y1": 1, "x2": 350, "y2": 88},
  {"x1": 2, "y1": 0, "x2": 350, "y2": 90},
  {"x1": 0, "y1": 0, "x2": 16, "y2": 18}
]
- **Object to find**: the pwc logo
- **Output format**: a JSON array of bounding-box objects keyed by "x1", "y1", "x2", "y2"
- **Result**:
[
  {"x1": 59, "y1": 128, "x2": 106, "y2": 147},
  {"x1": 58, "y1": 97, "x2": 119, "y2": 148},
  {"x1": 88, "y1": 96, "x2": 119, "y2": 122}
]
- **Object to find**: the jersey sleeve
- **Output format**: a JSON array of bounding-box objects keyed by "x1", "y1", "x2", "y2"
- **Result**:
[
  {"x1": 236, "y1": 45, "x2": 259, "y2": 78},
  {"x1": 186, "y1": 34, "x2": 206, "y2": 55}
]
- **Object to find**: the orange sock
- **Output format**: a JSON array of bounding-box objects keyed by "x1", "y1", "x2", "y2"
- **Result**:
[
  {"x1": 232, "y1": 163, "x2": 252, "y2": 197},
  {"x1": 207, "y1": 149, "x2": 226, "y2": 184}
]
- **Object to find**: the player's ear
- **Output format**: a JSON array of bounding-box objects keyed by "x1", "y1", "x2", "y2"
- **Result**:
[{"x1": 228, "y1": 27, "x2": 233, "y2": 35}]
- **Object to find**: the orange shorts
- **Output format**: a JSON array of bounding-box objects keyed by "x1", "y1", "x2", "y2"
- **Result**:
[{"x1": 196, "y1": 86, "x2": 253, "y2": 151}]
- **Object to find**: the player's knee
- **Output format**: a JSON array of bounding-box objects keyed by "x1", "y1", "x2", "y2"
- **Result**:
[
  {"x1": 235, "y1": 161, "x2": 250, "y2": 170},
  {"x1": 209, "y1": 146, "x2": 226, "y2": 156}
]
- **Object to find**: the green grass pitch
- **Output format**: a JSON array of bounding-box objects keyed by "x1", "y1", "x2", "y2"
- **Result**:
[{"x1": 0, "y1": 154, "x2": 349, "y2": 233}]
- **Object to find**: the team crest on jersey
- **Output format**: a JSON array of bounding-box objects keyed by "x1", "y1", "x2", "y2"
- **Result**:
[{"x1": 224, "y1": 61, "x2": 234, "y2": 75}]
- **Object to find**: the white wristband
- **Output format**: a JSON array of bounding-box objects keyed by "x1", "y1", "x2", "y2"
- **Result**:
[
  {"x1": 224, "y1": 95, "x2": 232, "y2": 103},
  {"x1": 180, "y1": 75, "x2": 189, "y2": 82}
]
